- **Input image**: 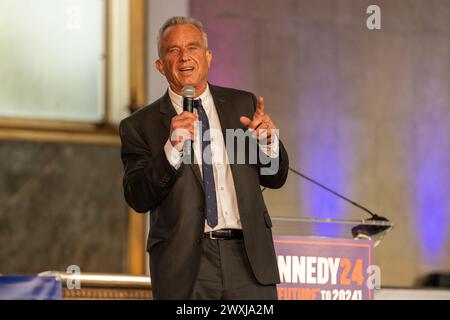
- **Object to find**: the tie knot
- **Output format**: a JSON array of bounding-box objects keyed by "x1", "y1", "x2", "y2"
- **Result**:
[{"x1": 193, "y1": 98, "x2": 202, "y2": 110}]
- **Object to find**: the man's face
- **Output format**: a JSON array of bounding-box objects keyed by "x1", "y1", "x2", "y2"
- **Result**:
[{"x1": 156, "y1": 24, "x2": 212, "y2": 96}]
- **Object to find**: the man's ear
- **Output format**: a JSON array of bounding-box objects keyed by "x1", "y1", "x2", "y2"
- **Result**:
[
  {"x1": 155, "y1": 59, "x2": 165, "y2": 76},
  {"x1": 206, "y1": 50, "x2": 212, "y2": 68}
]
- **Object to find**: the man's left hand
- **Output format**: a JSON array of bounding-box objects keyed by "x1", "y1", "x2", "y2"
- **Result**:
[{"x1": 240, "y1": 97, "x2": 277, "y2": 144}]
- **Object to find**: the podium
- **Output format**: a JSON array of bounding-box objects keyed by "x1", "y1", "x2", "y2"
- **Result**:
[{"x1": 271, "y1": 216, "x2": 393, "y2": 300}]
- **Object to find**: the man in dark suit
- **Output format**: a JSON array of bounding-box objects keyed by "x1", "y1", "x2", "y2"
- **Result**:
[{"x1": 119, "y1": 16, "x2": 289, "y2": 299}]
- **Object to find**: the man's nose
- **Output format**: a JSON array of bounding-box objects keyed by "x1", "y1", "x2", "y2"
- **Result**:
[{"x1": 180, "y1": 48, "x2": 191, "y2": 61}]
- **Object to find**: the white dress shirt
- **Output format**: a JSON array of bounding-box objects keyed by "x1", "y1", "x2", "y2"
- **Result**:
[{"x1": 164, "y1": 84, "x2": 279, "y2": 232}]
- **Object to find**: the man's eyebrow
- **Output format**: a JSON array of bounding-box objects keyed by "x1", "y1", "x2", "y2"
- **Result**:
[
  {"x1": 164, "y1": 42, "x2": 203, "y2": 53},
  {"x1": 186, "y1": 41, "x2": 203, "y2": 47},
  {"x1": 166, "y1": 44, "x2": 180, "y2": 50},
  {"x1": 166, "y1": 42, "x2": 201, "y2": 49}
]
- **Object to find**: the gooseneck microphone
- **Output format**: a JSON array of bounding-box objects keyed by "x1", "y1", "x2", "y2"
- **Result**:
[
  {"x1": 263, "y1": 166, "x2": 391, "y2": 239},
  {"x1": 287, "y1": 167, "x2": 391, "y2": 239},
  {"x1": 288, "y1": 167, "x2": 379, "y2": 218},
  {"x1": 181, "y1": 85, "x2": 195, "y2": 160}
]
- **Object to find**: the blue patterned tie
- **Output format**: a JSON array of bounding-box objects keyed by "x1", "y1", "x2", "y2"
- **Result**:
[{"x1": 194, "y1": 99, "x2": 218, "y2": 228}]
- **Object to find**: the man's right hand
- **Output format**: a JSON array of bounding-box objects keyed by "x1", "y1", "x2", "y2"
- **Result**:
[{"x1": 169, "y1": 111, "x2": 199, "y2": 152}]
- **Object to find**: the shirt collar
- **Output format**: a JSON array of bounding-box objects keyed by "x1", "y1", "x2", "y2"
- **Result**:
[{"x1": 168, "y1": 84, "x2": 211, "y2": 113}]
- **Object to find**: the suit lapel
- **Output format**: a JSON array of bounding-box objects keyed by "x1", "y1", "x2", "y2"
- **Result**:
[
  {"x1": 160, "y1": 91, "x2": 204, "y2": 189},
  {"x1": 210, "y1": 84, "x2": 233, "y2": 139},
  {"x1": 159, "y1": 90, "x2": 176, "y2": 131}
]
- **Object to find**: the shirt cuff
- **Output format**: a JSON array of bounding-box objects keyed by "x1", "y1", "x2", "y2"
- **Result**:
[
  {"x1": 258, "y1": 134, "x2": 280, "y2": 158},
  {"x1": 164, "y1": 139, "x2": 182, "y2": 170}
]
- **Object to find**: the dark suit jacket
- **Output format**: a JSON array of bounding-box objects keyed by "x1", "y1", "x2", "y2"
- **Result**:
[{"x1": 119, "y1": 84, "x2": 289, "y2": 299}]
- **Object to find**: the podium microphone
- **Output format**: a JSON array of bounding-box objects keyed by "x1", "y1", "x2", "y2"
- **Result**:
[
  {"x1": 181, "y1": 85, "x2": 195, "y2": 160},
  {"x1": 276, "y1": 167, "x2": 391, "y2": 239}
]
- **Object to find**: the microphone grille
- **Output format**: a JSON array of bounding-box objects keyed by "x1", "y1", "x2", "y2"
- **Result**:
[{"x1": 181, "y1": 85, "x2": 195, "y2": 98}]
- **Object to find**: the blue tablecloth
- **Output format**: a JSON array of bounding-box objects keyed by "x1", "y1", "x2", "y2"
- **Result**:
[{"x1": 0, "y1": 276, "x2": 62, "y2": 300}]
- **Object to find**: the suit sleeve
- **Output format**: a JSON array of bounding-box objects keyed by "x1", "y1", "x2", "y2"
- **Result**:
[
  {"x1": 119, "y1": 119, "x2": 183, "y2": 213},
  {"x1": 250, "y1": 93, "x2": 289, "y2": 189}
]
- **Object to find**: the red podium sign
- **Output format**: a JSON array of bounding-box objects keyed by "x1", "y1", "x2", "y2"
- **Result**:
[{"x1": 274, "y1": 236, "x2": 374, "y2": 300}]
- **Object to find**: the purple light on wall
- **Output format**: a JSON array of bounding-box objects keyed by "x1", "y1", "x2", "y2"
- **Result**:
[
  {"x1": 302, "y1": 134, "x2": 347, "y2": 237},
  {"x1": 200, "y1": 15, "x2": 260, "y2": 91},
  {"x1": 297, "y1": 91, "x2": 347, "y2": 237},
  {"x1": 415, "y1": 124, "x2": 450, "y2": 264}
]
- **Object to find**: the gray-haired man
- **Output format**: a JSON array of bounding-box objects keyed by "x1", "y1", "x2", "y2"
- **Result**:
[{"x1": 119, "y1": 16, "x2": 289, "y2": 299}]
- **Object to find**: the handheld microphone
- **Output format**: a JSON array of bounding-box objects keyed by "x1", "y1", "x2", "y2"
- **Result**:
[
  {"x1": 182, "y1": 85, "x2": 195, "y2": 112},
  {"x1": 181, "y1": 85, "x2": 195, "y2": 161}
]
